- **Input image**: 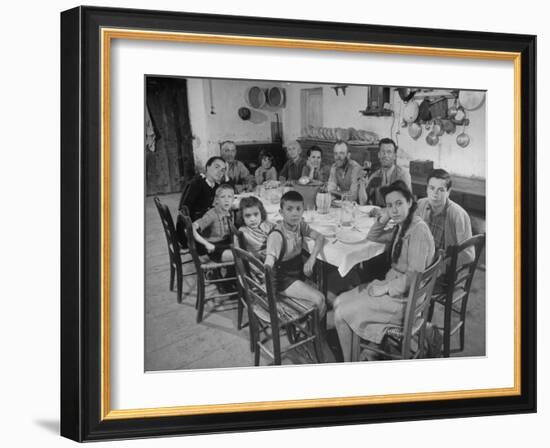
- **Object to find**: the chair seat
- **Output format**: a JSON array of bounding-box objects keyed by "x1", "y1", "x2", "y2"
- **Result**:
[
  {"x1": 253, "y1": 293, "x2": 315, "y2": 326},
  {"x1": 200, "y1": 260, "x2": 235, "y2": 270}
]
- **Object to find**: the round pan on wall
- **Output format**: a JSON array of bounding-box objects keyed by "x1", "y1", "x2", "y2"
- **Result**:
[
  {"x1": 245, "y1": 86, "x2": 267, "y2": 109},
  {"x1": 458, "y1": 90, "x2": 486, "y2": 111},
  {"x1": 267, "y1": 87, "x2": 285, "y2": 107}
]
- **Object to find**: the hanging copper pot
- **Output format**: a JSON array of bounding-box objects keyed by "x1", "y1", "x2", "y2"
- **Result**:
[
  {"x1": 442, "y1": 119, "x2": 456, "y2": 134},
  {"x1": 426, "y1": 132, "x2": 439, "y2": 146},
  {"x1": 408, "y1": 122, "x2": 422, "y2": 140},
  {"x1": 432, "y1": 119, "x2": 445, "y2": 136},
  {"x1": 456, "y1": 131, "x2": 470, "y2": 148},
  {"x1": 403, "y1": 100, "x2": 419, "y2": 123}
]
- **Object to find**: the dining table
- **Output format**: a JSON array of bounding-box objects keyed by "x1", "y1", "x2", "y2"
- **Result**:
[{"x1": 233, "y1": 187, "x2": 386, "y2": 290}]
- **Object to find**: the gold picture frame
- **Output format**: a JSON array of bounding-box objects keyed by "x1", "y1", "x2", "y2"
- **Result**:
[{"x1": 61, "y1": 6, "x2": 536, "y2": 441}]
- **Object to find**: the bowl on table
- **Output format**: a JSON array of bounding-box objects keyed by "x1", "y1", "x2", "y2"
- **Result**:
[
  {"x1": 311, "y1": 223, "x2": 339, "y2": 237},
  {"x1": 335, "y1": 228, "x2": 367, "y2": 244}
]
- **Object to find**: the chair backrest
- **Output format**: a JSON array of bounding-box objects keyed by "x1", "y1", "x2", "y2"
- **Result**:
[
  {"x1": 232, "y1": 247, "x2": 282, "y2": 354},
  {"x1": 178, "y1": 180, "x2": 192, "y2": 212},
  {"x1": 229, "y1": 220, "x2": 248, "y2": 252},
  {"x1": 176, "y1": 211, "x2": 203, "y2": 271},
  {"x1": 154, "y1": 197, "x2": 181, "y2": 267},
  {"x1": 401, "y1": 253, "x2": 444, "y2": 359},
  {"x1": 444, "y1": 233, "x2": 486, "y2": 298},
  {"x1": 176, "y1": 205, "x2": 191, "y2": 248}
]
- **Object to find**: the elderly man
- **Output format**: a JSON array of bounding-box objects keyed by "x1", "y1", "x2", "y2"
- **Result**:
[
  {"x1": 358, "y1": 138, "x2": 411, "y2": 206},
  {"x1": 417, "y1": 168, "x2": 474, "y2": 264},
  {"x1": 220, "y1": 140, "x2": 250, "y2": 192},
  {"x1": 279, "y1": 140, "x2": 307, "y2": 182},
  {"x1": 179, "y1": 156, "x2": 226, "y2": 221},
  {"x1": 327, "y1": 141, "x2": 362, "y2": 201}
]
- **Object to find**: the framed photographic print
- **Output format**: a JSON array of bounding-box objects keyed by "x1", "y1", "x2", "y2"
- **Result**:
[{"x1": 60, "y1": 5, "x2": 536, "y2": 442}]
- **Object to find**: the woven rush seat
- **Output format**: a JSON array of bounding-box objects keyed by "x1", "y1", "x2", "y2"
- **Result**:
[{"x1": 252, "y1": 293, "x2": 315, "y2": 325}]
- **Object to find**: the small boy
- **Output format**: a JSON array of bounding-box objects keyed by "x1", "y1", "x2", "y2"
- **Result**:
[
  {"x1": 192, "y1": 184, "x2": 235, "y2": 263},
  {"x1": 278, "y1": 141, "x2": 307, "y2": 183},
  {"x1": 264, "y1": 190, "x2": 326, "y2": 316},
  {"x1": 255, "y1": 151, "x2": 278, "y2": 185}
]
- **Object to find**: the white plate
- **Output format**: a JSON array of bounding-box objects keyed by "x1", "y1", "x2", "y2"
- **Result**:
[
  {"x1": 357, "y1": 205, "x2": 378, "y2": 215},
  {"x1": 336, "y1": 228, "x2": 366, "y2": 244},
  {"x1": 312, "y1": 223, "x2": 338, "y2": 237}
]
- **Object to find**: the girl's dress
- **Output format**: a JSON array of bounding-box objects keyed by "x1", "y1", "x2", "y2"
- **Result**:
[
  {"x1": 239, "y1": 221, "x2": 274, "y2": 260},
  {"x1": 334, "y1": 215, "x2": 435, "y2": 343}
]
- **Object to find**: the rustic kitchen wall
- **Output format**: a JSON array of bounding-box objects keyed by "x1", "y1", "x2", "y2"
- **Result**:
[
  {"x1": 391, "y1": 90, "x2": 486, "y2": 179},
  {"x1": 283, "y1": 83, "x2": 486, "y2": 179},
  {"x1": 187, "y1": 78, "x2": 284, "y2": 169}
]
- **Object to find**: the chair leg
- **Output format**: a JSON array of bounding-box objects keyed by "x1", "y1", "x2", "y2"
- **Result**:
[
  {"x1": 427, "y1": 299, "x2": 436, "y2": 322},
  {"x1": 254, "y1": 338, "x2": 261, "y2": 366},
  {"x1": 196, "y1": 270, "x2": 206, "y2": 323},
  {"x1": 237, "y1": 298, "x2": 244, "y2": 330},
  {"x1": 176, "y1": 265, "x2": 183, "y2": 304},
  {"x1": 313, "y1": 313, "x2": 325, "y2": 364},
  {"x1": 169, "y1": 264, "x2": 175, "y2": 292},
  {"x1": 459, "y1": 319, "x2": 466, "y2": 352},
  {"x1": 442, "y1": 296, "x2": 452, "y2": 358}
]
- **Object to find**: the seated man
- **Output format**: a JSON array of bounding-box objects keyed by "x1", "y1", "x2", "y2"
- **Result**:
[
  {"x1": 279, "y1": 140, "x2": 307, "y2": 183},
  {"x1": 301, "y1": 146, "x2": 330, "y2": 183},
  {"x1": 416, "y1": 168, "x2": 475, "y2": 265},
  {"x1": 327, "y1": 141, "x2": 362, "y2": 201},
  {"x1": 179, "y1": 156, "x2": 226, "y2": 221},
  {"x1": 358, "y1": 138, "x2": 411, "y2": 207},
  {"x1": 220, "y1": 140, "x2": 251, "y2": 192}
]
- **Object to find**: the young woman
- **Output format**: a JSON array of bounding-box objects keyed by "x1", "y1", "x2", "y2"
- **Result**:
[{"x1": 333, "y1": 180, "x2": 435, "y2": 361}]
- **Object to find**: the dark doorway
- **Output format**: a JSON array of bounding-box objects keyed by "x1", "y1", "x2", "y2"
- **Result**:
[{"x1": 145, "y1": 77, "x2": 195, "y2": 195}]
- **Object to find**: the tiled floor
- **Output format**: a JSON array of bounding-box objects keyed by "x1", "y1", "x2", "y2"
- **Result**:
[{"x1": 145, "y1": 193, "x2": 486, "y2": 371}]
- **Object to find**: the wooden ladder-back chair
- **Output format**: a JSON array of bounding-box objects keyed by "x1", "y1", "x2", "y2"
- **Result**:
[
  {"x1": 177, "y1": 210, "x2": 241, "y2": 324},
  {"x1": 428, "y1": 233, "x2": 486, "y2": 357},
  {"x1": 153, "y1": 197, "x2": 194, "y2": 303},
  {"x1": 352, "y1": 254, "x2": 444, "y2": 361},
  {"x1": 230, "y1": 225, "x2": 259, "y2": 351},
  {"x1": 232, "y1": 247, "x2": 324, "y2": 366}
]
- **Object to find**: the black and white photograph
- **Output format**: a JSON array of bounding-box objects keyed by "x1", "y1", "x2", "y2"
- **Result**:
[{"x1": 145, "y1": 76, "x2": 487, "y2": 371}]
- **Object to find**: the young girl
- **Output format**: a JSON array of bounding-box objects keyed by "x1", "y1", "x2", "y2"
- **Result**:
[
  {"x1": 238, "y1": 196, "x2": 274, "y2": 260},
  {"x1": 254, "y1": 151, "x2": 278, "y2": 185},
  {"x1": 333, "y1": 180, "x2": 435, "y2": 361},
  {"x1": 192, "y1": 184, "x2": 235, "y2": 263}
]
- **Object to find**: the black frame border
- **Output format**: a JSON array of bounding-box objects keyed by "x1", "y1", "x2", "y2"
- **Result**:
[{"x1": 61, "y1": 6, "x2": 536, "y2": 442}]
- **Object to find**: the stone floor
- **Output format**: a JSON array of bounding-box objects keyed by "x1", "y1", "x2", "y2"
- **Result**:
[{"x1": 145, "y1": 193, "x2": 486, "y2": 371}]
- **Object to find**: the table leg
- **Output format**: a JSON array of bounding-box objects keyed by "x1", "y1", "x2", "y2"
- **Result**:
[{"x1": 315, "y1": 261, "x2": 328, "y2": 298}]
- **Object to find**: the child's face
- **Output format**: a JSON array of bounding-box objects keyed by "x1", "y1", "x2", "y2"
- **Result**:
[
  {"x1": 280, "y1": 200, "x2": 304, "y2": 227},
  {"x1": 215, "y1": 188, "x2": 234, "y2": 212},
  {"x1": 242, "y1": 206, "x2": 262, "y2": 228},
  {"x1": 261, "y1": 157, "x2": 272, "y2": 169}
]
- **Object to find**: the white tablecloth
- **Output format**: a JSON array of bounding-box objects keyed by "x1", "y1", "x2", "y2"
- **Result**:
[
  {"x1": 305, "y1": 212, "x2": 385, "y2": 277},
  {"x1": 234, "y1": 193, "x2": 385, "y2": 277}
]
